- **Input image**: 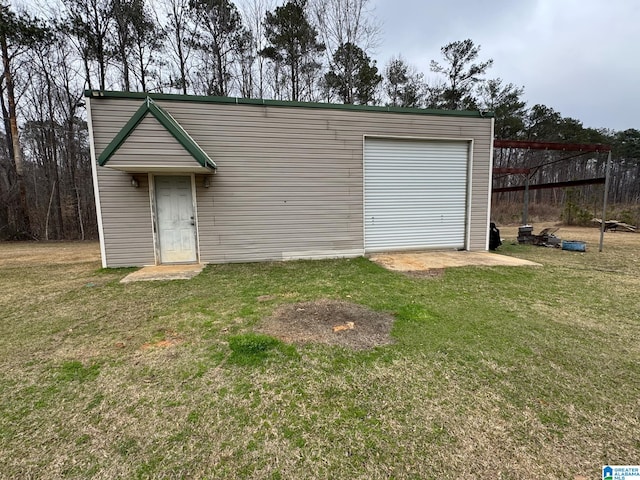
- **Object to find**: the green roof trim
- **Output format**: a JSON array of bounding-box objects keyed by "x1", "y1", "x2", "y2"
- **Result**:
[
  {"x1": 86, "y1": 90, "x2": 494, "y2": 119},
  {"x1": 97, "y1": 96, "x2": 216, "y2": 169}
]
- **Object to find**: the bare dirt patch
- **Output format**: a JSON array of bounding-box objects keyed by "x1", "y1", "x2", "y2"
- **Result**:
[
  {"x1": 140, "y1": 329, "x2": 184, "y2": 350},
  {"x1": 258, "y1": 299, "x2": 395, "y2": 350}
]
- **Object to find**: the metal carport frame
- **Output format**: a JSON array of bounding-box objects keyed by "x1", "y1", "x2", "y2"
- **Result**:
[{"x1": 492, "y1": 140, "x2": 612, "y2": 252}]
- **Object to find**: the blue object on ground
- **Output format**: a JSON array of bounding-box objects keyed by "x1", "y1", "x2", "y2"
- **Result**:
[{"x1": 562, "y1": 240, "x2": 586, "y2": 252}]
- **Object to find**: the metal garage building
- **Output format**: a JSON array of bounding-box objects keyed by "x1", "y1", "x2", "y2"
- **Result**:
[{"x1": 87, "y1": 91, "x2": 494, "y2": 268}]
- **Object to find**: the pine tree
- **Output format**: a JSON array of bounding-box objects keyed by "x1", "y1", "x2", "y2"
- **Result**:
[
  {"x1": 430, "y1": 39, "x2": 493, "y2": 110},
  {"x1": 261, "y1": 0, "x2": 325, "y2": 101},
  {"x1": 189, "y1": 0, "x2": 246, "y2": 96},
  {"x1": 384, "y1": 56, "x2": 424, "y2": 108},
  {"x1": 478, "y1": 78, "x2": 526, "y2": 139},
  {"x1": 324, "y1": 42, "x2": 380, "y2": 104}
]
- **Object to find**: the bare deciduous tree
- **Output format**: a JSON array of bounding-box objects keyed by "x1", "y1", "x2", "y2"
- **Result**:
[
  {"x1": 157, "y1": 0, "x2": 194, "y2": 94},
  {"x1": 189, "y1": 0, "x2": 247, "y2": 97},
  {"x1": 237, "y1": 0, "x2": 273, "y2": 98},
  {"x1": 62, "y1": 0, "x2": 113, "y2": 91},
  {"x1": 0, "y1": 2, "x2": 637, "y2": 241},
  {"x1": 310, "y1": 0, "x2": 380, "y2": 59},
  {"x1": 0, "y1": 4, "x2": 49, "y2": 238}
]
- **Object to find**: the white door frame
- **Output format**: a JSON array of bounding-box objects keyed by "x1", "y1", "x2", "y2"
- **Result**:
[{"x1": 148, "y1": 173, "x2": 200, "y2": 264}]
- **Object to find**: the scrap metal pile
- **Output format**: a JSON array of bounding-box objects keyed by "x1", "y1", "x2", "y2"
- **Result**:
[
  {"x1": 517, "y1": 226, "x2": 562, "y2": 247},
  {"x1": 592, "y1": 218, "x2": 637, "y2": 233},
  {"x1": 517, "y1": 226, "x2": 590, "y2": 251}
]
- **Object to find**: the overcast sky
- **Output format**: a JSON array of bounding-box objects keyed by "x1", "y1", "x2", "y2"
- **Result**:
[
  {"x1": 370, "y1": 0, "x2": 639, "y2": 132},
  {"x1": 23, "y1": 0, "x2": 638, "y2": 131}
]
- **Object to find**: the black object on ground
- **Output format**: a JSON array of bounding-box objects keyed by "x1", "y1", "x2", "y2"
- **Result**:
[{"x1": 489, "y1": 223, "x2": 502, "y2": 250}]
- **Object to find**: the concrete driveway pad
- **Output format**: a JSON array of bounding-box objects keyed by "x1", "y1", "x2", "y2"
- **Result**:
[
  {"x1": 120, "y1": 264, "x2": 205, "y2": 283},
  {"x1": 370, "y1": 251, "x2": 541, "y2": 272}
]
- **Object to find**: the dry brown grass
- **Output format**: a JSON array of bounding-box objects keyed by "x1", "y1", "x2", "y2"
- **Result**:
[
  {"x1": 500, "y1": 222, "x2": 638, "y2": 248},
  {"x1": 0, "y1": 241, "x2": 100, "y2": 267},
  {"x1": 0, "y1": 232, "x2": 638, "y2": 479},
  {"x1": 491, "y1": 200, "x2": 563, "y2": 225}
]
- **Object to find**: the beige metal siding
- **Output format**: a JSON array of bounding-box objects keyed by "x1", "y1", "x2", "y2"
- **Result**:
[
  {"x1": 108, "y1": 116, "x2": 198, "y2": 169},
  {"x1": 90, "y1": 96, "x2": 492, "y2": 266},
  {"x1": 97, "y1": 168, "x2": 155, "y2": 267}
]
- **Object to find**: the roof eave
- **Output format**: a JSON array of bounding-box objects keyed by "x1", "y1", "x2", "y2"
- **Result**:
[{"x1": 86, "y1": 90, "x2": 494, "y2": 119}]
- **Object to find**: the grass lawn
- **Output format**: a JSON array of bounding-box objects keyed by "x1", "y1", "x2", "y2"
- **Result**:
[{"x1": 0, "y1": 228, "x2": 638, "y2": 479}]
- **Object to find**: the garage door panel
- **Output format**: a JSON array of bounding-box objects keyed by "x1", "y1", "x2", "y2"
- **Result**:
[
  {"x1": 365, "y1": 192, "x2": 467, "y2": 200},
  {"x1": 364, "y1": 138, "x2": 469, "y2": 251}
]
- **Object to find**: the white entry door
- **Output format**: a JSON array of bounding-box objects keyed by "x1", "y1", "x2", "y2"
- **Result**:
[{"x1": 155, "y1": 175, "x2": 197, "y2": 263}]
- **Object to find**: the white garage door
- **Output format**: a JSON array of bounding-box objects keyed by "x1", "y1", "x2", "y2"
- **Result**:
[{"x1": 364, "y1": 138, "x2": 469, "y2": 252}]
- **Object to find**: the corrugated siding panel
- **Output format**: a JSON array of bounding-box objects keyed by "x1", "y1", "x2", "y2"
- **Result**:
[
  {"x1": 107, "y1": 116, "x2": 199, "y2": 168},
  {"x1": 364, "y1": 139, "x2": 469, "y2": 251},
  {"x1": 90, "y1": 97, "x2": 491, "y2": 266},
  {"x1": 96, "y1": 168, "x2": 155, "y2": 267}
]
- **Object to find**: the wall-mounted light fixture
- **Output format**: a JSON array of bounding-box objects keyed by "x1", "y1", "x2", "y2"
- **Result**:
[
  {"x1": 203, "y1": 176, "x2": 213, "y2": 188},
  {"x1": 130, "y1": 176, "x2": 140, "y2": 188}
]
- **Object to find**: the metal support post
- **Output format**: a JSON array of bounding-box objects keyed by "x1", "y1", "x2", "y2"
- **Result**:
[
  {"x1": 522, "y1": 173, "x2": 530, "y2": 225},
  {"x1": 599, "y1": 151, "x2": 612, "y2": 252}
]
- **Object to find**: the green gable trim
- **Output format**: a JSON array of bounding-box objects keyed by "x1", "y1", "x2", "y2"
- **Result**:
[
  {"x1": 86, "y1": 90, "x2": 494, "y2": 119},
  {"x1": 97, "y1": 96, "x2": 216, "y2": 169}
]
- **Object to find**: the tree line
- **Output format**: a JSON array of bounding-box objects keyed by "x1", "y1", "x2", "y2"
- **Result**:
[{"x1": 1, "y1": 0, "x2": 638, "y2": 240}]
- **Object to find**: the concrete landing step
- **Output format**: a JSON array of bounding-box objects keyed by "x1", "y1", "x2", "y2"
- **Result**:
[{"x1": 120, "y1": 264, "x2": 205, "y2": 283}]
